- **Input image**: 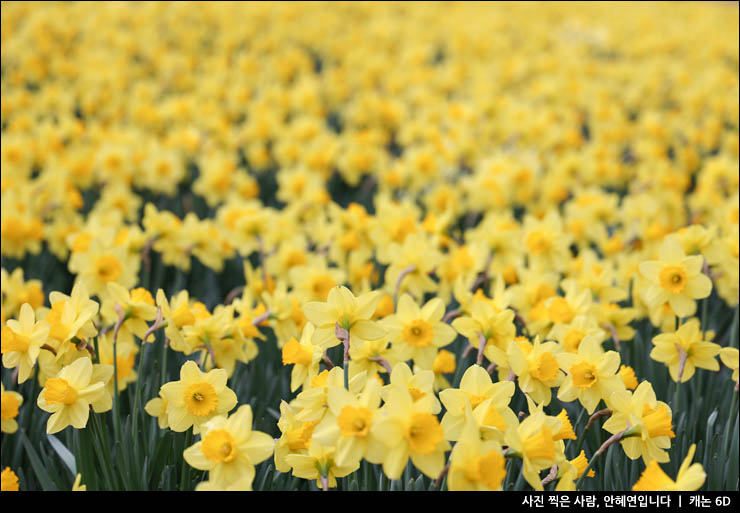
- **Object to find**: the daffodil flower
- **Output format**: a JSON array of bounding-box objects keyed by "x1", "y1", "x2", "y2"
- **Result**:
[
  {"x1": 184, "y1": 404, "x2": 274, "y2": 490},
  {"x1": 557, "y1": 336, "x2": 624, "y2": 414},
  {"x1": 36, "y1": 356, "x2": 112, "y2": 434},
  {"x1": 2, "y1": 303, "x2": 49, "y2": 384},
  {"x1": 282, "y1": 322, "x2": 323, "y2": 392},
  {"x1": 508, "y1": 336, "x2": 564, "y2": 406},
  {"x1": 383, "y1": 294, "x2": 457, "y2": 369},
  {"x1": 632, "y1": 444, "x2": 705, "y2": 491},
  {"x1": 639, "y1": 236, "x2": 712, "y2": 318},
  {"x1": 373, "y1": 386, "x2": 450, "y2": 479},
  {"x1": 440, "y1": 364, "x2": 516, "y2": 441},
  {"x1": 651, "y1": 318, "x2": 720, "y2": 382},
  {"x1": 1, "y1": 383, "x2": 23, "y2": 434},
  {"x1": 603, "y1": 381, "x2": 675, "y2": 463},
  {"x1": 448, "y1": 409, "x2": 506, "y2": 491},
  {"x1": 302, "y1": 285, "x2": 385, "y2": 348},
  {"x1": 504, "y1": 409, "x2": 563, "y2": 491},
  {"x1": 312, "y1": 375, "x2": 384, "y2": 468},
  {"x1": 159, "y1": 360, "x2": 237, "y2": 433}
]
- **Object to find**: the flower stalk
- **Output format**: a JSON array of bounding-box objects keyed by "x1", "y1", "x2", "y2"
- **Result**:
[
  {"x1": 394, "y1": 265, "x2": 416, "y2": 311},
  {"x1": 336, "y1": 322, "x2": 350, "y2": 390}
]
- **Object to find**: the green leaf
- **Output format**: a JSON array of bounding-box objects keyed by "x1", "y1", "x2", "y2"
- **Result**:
[
  {"x1": 148, "y1": 432, "x2": 173, "y2": 487},
  {"x1": 47, "y1": 433, "x2": 77, "y2": 476},
  {"x1": 158, "y1": 464, "x2": 175, "y2": 490},
  {"x1": 704, "y1": 410, "x2": 718, "y2": 469},
  {"x1": 256, "y1": 463, "x2": 274, "y2": 491},
  {"x1": 19, "y1": 429, "x2": 58, "y2": 491},
  {"x1": 604, "y1": 443, "x2": 614, "y2": 491}
]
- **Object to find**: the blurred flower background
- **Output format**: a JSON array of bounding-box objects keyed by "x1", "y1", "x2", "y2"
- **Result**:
[{"x1": 0, "y1": 1, "x2": 738, "y2": 492}]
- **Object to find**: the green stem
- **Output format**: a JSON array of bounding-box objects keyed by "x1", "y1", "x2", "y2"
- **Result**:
[
  {"x1": 13, "y1": 367, "x2": 39, "y2": 465},
  {"x1": 574, "y1": 407, "x2": 610, "y2": 458},
  {"x1": 701, "y1": 295, "x2": 709, "y2": 340},
  {"x1": 393, "y1": 265, "x2": 416, "y2": 312},
  {"x1": 92, "y1": 335, "x2": 100, "y2": 364},
  {"x1": 112, "y1": 324, "x2": 123, "y2": 447},
  {"x1": 336, "y1": 322, "x2": 350, "y2": 390},
  {"x1": 576, "y1": 450, "x2": 604, "y2": 490},
  {"x1": 160, "y1": 335, "x2": 169, "y2": 386},
  {"x1": 452, "y1": 340, "x2": 468, "y2": 388},
  {"x1": 93, "y1": 414, "x2": 119, "y2": 489},
  {"x1": 180, "y1": 428, "x2": 194, "y2": 490},
  {"x1": 344, "y1": 340, "x2": 350, "y2": 392},
  {"x1": 673, "y1": 379, "x2": 681, "y2": 411},
  {"x1": 503, "y1": 459, "x2": 515, "y2": 490},
  {"x1": 723, "y1": 389, "x2": 739, "y2": 457},
  {"x1": 513, "y1": 465, "x2": 527, "y2": 490},
  {"x1": 142, "y1": 262, "x2": 151, "y2": 293},
  {"x1": 575, "y1": 427, "x2": 637, "y2": 490},
  {"x1": 130, "y1": 338, "x2": 148, "y2": 470},
  {"x1": 572, "y1": 407, "x2": 588, "y2": 457}
]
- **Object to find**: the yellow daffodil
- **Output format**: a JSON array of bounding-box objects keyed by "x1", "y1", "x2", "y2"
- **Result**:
[
  {"x1": 555, "y1": 450, "x2": 595, "y2": 491},
  {"x1": 632, "y1": 444, "x2": 705, "y2": 491},
  {"x1": 312, "y1": 375, "x2": 384, "y2": 468},
  {"x1": 184, "y1": 404, "x2": 274, "y2": 490},
  {"x1": 282, "y1": 323, "x2": 324, "y2": 392},
  {"x1": 522, "y1": 211, "x2": 573, "y2": 273},
  {"x1": 452, "y1": 300, "x2": 516, "y2": 367},
  {"x1": 101, "y1": 282, "x2": 158, "y2": 344},
  {"x1": 382, "y1": 362, "x2": 441, "y2": 414},
  {"x1": 619, "y1": 365, "x2": 639, "y2": 390},
  {"x1": 36, "y1": 356, "x2": 113, "y2": 434},
  {"x1": 383, "y1": 294, "x2": 457, "y2": 369},
  {"x1": 144, "y1": 391, "x2": 170, "y2": 429},
  {"x1": 1, "y1": 383, "x2": 23, "y2": 434},
  {"x1": 156, "y1": 289, "x2": 198, "y2": 354},
  {"x1": 1, "y1": 0, "x2": 739, "y2": 494},
  {"x1": 274, "y1": 400, "x2": 319, "y2": 473},
  {"x1": 651, "y1": 318, "x2": 720, "y2": 382},
  {"x1": 284, "y1": 441, "x2": 359, "y2": 489},
  {"x1": 604, "y1": 381, "x2": 675, "y2": 463},
  {"x1": 381, "y1": 232, "x2": 442, "y2": 300},
  {"x1": 448, "y1": 410, "x2": 506, "y2": 491},
  {"x1": 69, "y1": 241, "x2": 138, "y2": 300},
  {"x1": 373, "y1": 386, "x2": 451, "y2": 480},
  {"x1": 348, "y1": 335, "x2": 400, "y2": 379},
  {"x1": 2, "y1": 303, "x2": 50, "y2": 383},
  {"x1": 45, "y1": 282, "x2": 99, "y2": 359},
  {"x1": 290, "y1": 367, "x2": 354, "y2": 423},
  {"x1": 504, "y1": 409, "x2": 563, "y2": 491},
  {"x1": 639, "y1": 236, "x2": 712, "y2": 318},
  {"x1": 557, "y1": 336, "x2": 624, "y2": 414},
  {"x1": 719, "y1": 347, "x2": 739, "y2": 382},
  {"x1": 302, "y1": 285, "x2": 385, "y2": 348},
  {"x1": 470, "y1": 395, "x2": 520, "y2": 444},
  {"x1": 1, "y1": 467, "x2": 20, "y2": 491},
  {"x1": 508, "y1": 336, "x2": 564, "y2": 406},
  {"x1": 159, "y1": 361, "x2": 238, "y2": 433},
  {"x1": 440, "y1": 364, "x2": 515, "y2": 440},
  {"x1": 431, "y1": 349, "x2": 456, "y2": 391}
]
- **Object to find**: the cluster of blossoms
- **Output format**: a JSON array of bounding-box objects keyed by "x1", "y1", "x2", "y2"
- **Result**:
[{"x1": 1, "y1": 1, "x2": 738, "y2": 492}]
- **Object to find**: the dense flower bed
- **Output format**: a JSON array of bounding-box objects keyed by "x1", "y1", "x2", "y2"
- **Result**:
[{"x1": 1, "y1": 1, "x2": 738, "y2": 492}]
